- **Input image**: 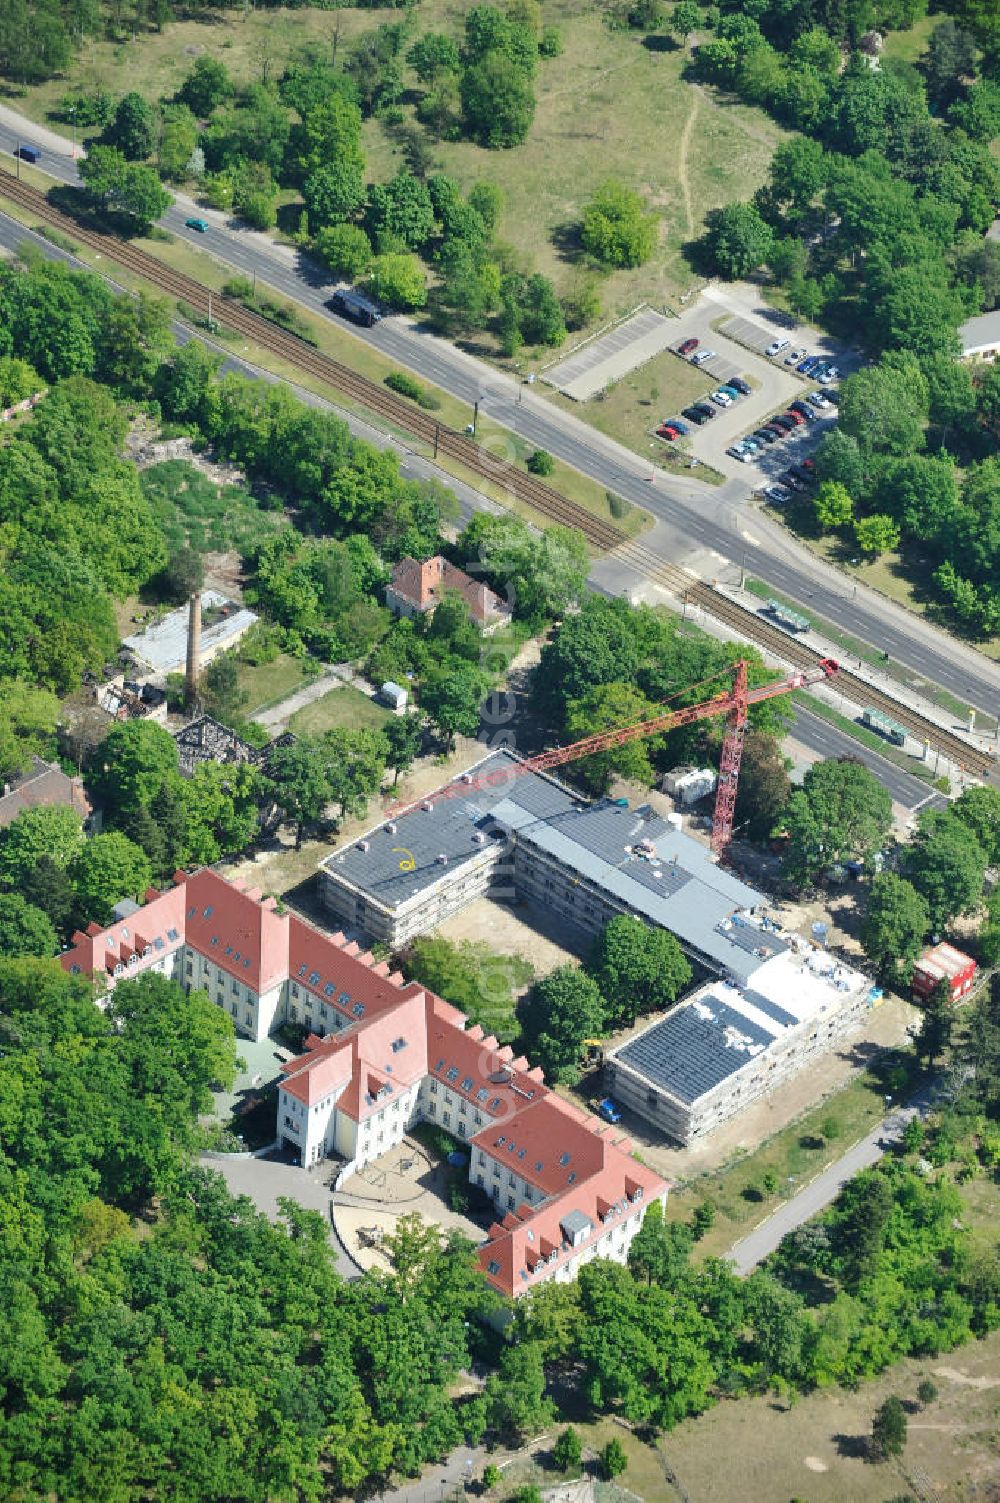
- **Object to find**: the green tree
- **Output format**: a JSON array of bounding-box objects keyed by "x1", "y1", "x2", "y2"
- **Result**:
[
  {"x1": 0, "y1": 893, "x2": 58, "y2": 958},
  {"x1": 20, "y1": 855, "x2": 75, "y2": 938},
  {"x1": 180, "y1": 762, "x2": 261, "y2": 865},
  {"x1": 79, "y1": 146, "x2": 172, "y2": 233},
  {"x1": 384, "y1": 713, "x2": 423, "y2": 786},
  {"x1": 264, "y1": 738, "x2": 332, "y2": 849},
  {"x1": 903, "y1": 809, "x2": 986, "y2": 932},
  {"x1": 313, "y1": 223, "x2": 373, "y2": 279},
  {"x1": 408, "y1": 32, "x2": 462, "y2": 83},
  {"x1": 589, "y1": 914, "x2": 691, "y2": 1027},
  {"x1": 838, "y1": 353, "x2": 929, "y2": 460},
  {"x1": 782, "y1": 757, "x2": 893, "y2": 886},
  {"x1": 672, "y1": 1, "x2": 703, "y2": 42},
  {"x1": 854, "y1": 513, "x2": 901, "y2": 555},
  {"x1": 553, "y1": 1427, "x2": 582, "y2": 1472},
  {"x1": 158, "y1": 104, "x2": 199, "y2": 182},
  {"x1": 524, "y1": 964, "x2": 605, "y2": 1082},
  {"x1": 69, "y1": 830, "x2": 153, "y2": 926},
  {"x1": 580, "y1": 180, "x2": 657, "y2": 268},
  {"x1": 484, "y1": 1342, "x2": 552, "y2": 1440},
  {"x1": 178, "y1": 55, "x2": 234, "y2": 117},
  {"x1": 871, "y1": 1395, "x2": 907, "y2": 1461},
  {"x1": 366, "y1": 171, "x2": 435, "y2": 252},
  {"x1": 322, "y1": 727, "x2": 388, "y2": 822},
  {"x1": 813, "y1": 430, "x2": 866, "y2": 497},
  {"x1": 368, "y1": 252, "x2": 427, "y2": 310},
  {"x1": 163, "y1": 546, "x2": 204, "y2": 604},
  {"x1": 813, "y1": 479, "x2": 855, "y2": 531},
  {"x1": 0, "y1": 803, "x2": 85, "y2": 887},
  {"x1": 734, "y1": 730, "x2": 791, "y2": 842},
  {"x1": 628, "y1": 1201, "x2": 693, "y2": 1286},
  {"x1": 461, "y1": 50, "x2": 536, "y2": 148},
  {"x1": 0, "y1": 679, "x2": 59, "y2": 782},
  {"x1": 915, "y1": 978, "x2": 953, "y2": 1066},
  {"x1": 103, "y1": 90, "x2": 158, "y2": 161},
  {"x1": 565, "y1": 682, "x2": 663, "y2": 792},
  {"x1": 90, "y1": 720, "x2": 182, "y2": 818},
  {"x1": 601, "y1": 1439, "x2": 628, "y2": 1480},
  {"x1": 304, "y1": 161, "x2": 367, "y2": 231},
  {"x1": 702, "y1": 201, "x2": 775, "y2": 279},
  {"x1": 950, "y1": 784, "x2": 1000, "y2": 865},
  {"x1": 860, "y1": 874, "x2": 929, "y2": 981},
  {"x1": 420, "y1": 663, "x2": 488, "y2": 748}
]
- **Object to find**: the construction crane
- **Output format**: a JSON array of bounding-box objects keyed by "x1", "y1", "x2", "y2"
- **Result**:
[{"x1": 388, "y1": 658, "x2": 840, "y2": 856}]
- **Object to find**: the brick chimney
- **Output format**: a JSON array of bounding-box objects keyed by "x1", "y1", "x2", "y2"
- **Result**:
[{"x1": 185, "y1": 591, "x2": 202, "y2": 709}]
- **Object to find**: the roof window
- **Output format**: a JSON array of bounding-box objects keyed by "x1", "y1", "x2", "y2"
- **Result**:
[
  {"x1": 461, "y1": 1076, "x2": 473, "y2": 1092},
  {"x1": 121, "y1": 927, "x2": 129, "y2": 938},
  {"x1": 497, "y1": 1135, "x2": 506, "y2": 1146},
  {"x1": 106, "y1": 936, "x2": 115, "y2": 949},
  {"x1": 487, "y1": 1260, "x2": 501, "y2": 1276},
  {"x1": 340, "y1": 992, "x2": 351, "y2": 1007},
  {"x1": 446, "y1": 1066, "x2": 459, "y2": 1082},
  {"x1": 352, "y1": 1002, "x2": 365, "y2": 1018},
  {"x1": 558, "y1": 1152, "x2": 571, "y2": 1166},
  {"x1": 568, "y1": 1171, "x2": 577, "y2": 1184},
  {"x1": 154, "y1": 937, "x2": 164, "y2": 951},
  {"x1": 203, "y1": 906, "x2": 213, "y2": 918},
  {"x1": 211, "y1": 936, "x2": 219, "y2": 946},
  {"x1": 225, "y1": 945, "x2": 232, "y2": 956},
  {"x1": 298, "y1": 964, "x2": 307, "y2": 977},
  {"x1": 324, "y1": 982, "x2": 335, "y2": 997},
  {"x1": 166, "y1": 929, "x2": 178, "y2": 942},
  {"x1": 309, "y1": 971, "x2": 320, "y2": 986}
]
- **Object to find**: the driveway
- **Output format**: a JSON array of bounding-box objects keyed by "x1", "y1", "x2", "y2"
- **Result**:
[{"x1": 200, "y1": 1151, "x2": 362, "y2": 1278}]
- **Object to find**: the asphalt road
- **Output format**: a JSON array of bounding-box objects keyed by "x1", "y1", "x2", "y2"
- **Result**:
[
  {"x1": 4, "y1": 113, "x2": 1000, "y2": 717},
  {"x1": 728, "y1": 1083, "x2": 937, "y2": 1275},
  {"x1": 789, "y1": 705, "x2": 946, "y2": 811}
]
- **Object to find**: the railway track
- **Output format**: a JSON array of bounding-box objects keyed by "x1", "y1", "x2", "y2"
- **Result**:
[{"x1": 2, "y1": 165, "x2": 990, "y2": 779}]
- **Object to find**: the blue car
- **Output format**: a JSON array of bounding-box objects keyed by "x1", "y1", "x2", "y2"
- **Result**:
[
  {"x1": 798, "y1": 356, "x2": 819, "y2": 374},
  {"x1": 669, "y1": 417, "x2": 690, "y2": 435},
  {"x1": 596, "y1": 1097, "x2": 622, "y2": 1124},
  {"x1": 718, "y1": 384, "x2": 741, "y2": 400}
]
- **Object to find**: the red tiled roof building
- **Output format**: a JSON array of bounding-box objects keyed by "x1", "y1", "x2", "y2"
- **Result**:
[
  {"x1": 385, "y1": 556, "x2": 512, "y2": 633},
  {"x1": 61, "y1": 868, "x2": 666, "y2": 1299}
]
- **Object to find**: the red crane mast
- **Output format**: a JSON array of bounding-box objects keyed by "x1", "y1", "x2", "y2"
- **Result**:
[{"x1": 388, "y1": 658, "x2": 840, "y2": 856}]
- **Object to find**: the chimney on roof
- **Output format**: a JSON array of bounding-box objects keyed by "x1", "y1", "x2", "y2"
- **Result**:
[{"x1": 185, "y1": 592, "x2": 202, "y2": 710}]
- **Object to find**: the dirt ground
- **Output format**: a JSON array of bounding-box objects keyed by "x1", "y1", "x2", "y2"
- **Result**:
[
  {"x1": 435, "y1": 895, "x2": 586, "y2": 984},
  {"x1": 658, "y1": 1330, "x2": 1000, "y2": 1503}
]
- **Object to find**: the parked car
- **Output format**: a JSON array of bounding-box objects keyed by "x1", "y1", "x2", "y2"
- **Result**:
[
  {"x1": 783, "y1": 409, "x2": 806, "y2": 426},
  {"x1": 798, "y1": 356, "x2": 820, "y2": 374},
  {"x1": 719, "y1": 384, "x2": 742, "y2": 399},
  {"x1": 784, "y1": 347, "x2": 807, "y2": 365},
  {"x1": 185, "y1": 217, "x2": 208, "y2": 232},
  {"x1": 754, "y1": 427, "x2": 779, "y2": 444},
  {"x1": 693, "y1": 402, "x2": 716, "y2": 420},
  {"x1": 690, "y1": 349, "x2": 716, "y2": 365},
  {"x1": 683, "y1": 406, "x2": 710, "y2": 425},
  {"x1": 825, "y1": 365, "x2": 841, "y2": 381},
  {"x1": 729, "y1": 376, "x2": 752, "y2": 396},
  {"x1": 657, "y1": 424, "x2": 681, "y2": 440},
  {"x1": 812, "y1": 363, "x2": 832, "y2": 383},
  {"x1": 741, "y1": 436, "x2": 762, "y2": 452},
  {"x1": 677, "y1": 337, "x2": 699, "y2": 356},
  {"x1": 821, "y1": 387, "x2": 839, "y2": 404},
  {"x1": 710, "y1": 390, "x2": 733, "y2": 407},
  {"x1": 771, "y1": 414, "x2": 797, "y2": 431},
  {"x1": 807, "y1": 391, "x2": 830, "y2": 409},
  {"x1": 596, "y1": 1097, "x2": 622, "y2": 1124},
  {"x1": 669, "y1": 417, "x2": 690, "y2": 435},
  {"x1": 789, "y1": 464, "x2": 815, "y2": 485},
  {"x1": 790, "y1": 400, "x2": 814, "y2": 419},
  {"x1": 764, "y1": 423, "x2": 788, "y2": 439},
  {"x1": 780, "y1": 469, "x2": 807, "y2": 491},
  {"x1": 766, "y1": 337, "x2": 791, "y2": 357},
  {"x1": 763, "y1": 485, "x2": 790, "y2": 503},
  {"x1": 727, "y1": 445, "x2": 751, "y2": 462},
  {"x1": 799, "y1": 456, "x2": 816, "y2": 471}
]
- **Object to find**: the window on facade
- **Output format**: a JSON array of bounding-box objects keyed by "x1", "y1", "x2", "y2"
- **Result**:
[
  {"x1": 186, "y1": 961, "x2": 193, "y2": 974},
  {"x1": 442, "y1": 1111, "x2": 450, "y2": 1127},
  {"x1": 231, "y1": 980, "x2": 239, "y2": 994},
  {"x1": 245, "y1": 1012, "x2": 252, "y2": 1025},
  {"x1": 508, "y1": 1172, "x2": 516, "y2": 1186},
  {"x1": 458, "y1": 1122, "x2": 467, "y2": 1138}
]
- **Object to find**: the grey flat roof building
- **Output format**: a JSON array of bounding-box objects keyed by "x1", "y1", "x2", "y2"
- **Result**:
[
  {"x1": 615, "y1": 996, "x2": 774, "y2": 1106},
  {"x1": 323, "y1": 750, "x2": 773, "y2": 980}
]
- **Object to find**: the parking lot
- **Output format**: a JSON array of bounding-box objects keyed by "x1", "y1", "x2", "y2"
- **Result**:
[{"x1": 650, "y1": 287, "x2": 861, "y2": 485}]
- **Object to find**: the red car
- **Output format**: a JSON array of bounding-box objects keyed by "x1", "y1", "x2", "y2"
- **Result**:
[
  {"x1": 784, "y1": 409, "x2": 806, "y2": 425},
  {"x1": 657, "y1": 423, "x2": 681, "y2": 440},
  {"x1": 677, "y1": 338, "x2": 699, "y2": 356}
]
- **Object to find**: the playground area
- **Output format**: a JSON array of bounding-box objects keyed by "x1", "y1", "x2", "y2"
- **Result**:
[{"x1": 332, "y1": 1136, "x2": 487, "y2": 1273}]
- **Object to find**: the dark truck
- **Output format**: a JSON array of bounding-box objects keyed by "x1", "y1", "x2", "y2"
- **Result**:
[
  {"x1": 17, "y1": 145, "x2": 41, "y2": 164},
  {"x1": 327, "y1": 288, "x2": 382, "y2": 327}
]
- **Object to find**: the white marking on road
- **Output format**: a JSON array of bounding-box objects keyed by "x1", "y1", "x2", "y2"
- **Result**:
[{"x1": 740, "y1": 531, "x2": 761, "y2": 545}]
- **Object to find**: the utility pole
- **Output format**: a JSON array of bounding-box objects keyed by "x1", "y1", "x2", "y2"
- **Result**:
[
  {"x1": 15, "y1": 143, "x2": 20, "y2": 180},
  {"x1": 472, "y1": 400, "x2": 479, "y2": 435},
  {"x1": 207, "y1": 290, "x2": 213, "y2": 329},
  {"x1": 433, "y1": 423, "x2": 440, "y2": 459}
]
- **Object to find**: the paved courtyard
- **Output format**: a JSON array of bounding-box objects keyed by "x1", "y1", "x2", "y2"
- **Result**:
[
  {"x1": 200, "y1": 1151, "x2": 361, "y2": 1278},
  {"x1": 334, "y1": 1136, "x2": 487, "y2": 1273}
]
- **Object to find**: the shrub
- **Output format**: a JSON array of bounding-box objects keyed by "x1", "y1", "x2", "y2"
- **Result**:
[
  {"x1": 539, "y1": 25, "x2": 563, "y2": 55},
  {"x1": 527, "y1": 449, "x2": 554, "y2": 475},
  {"x1": 552, "y1": 1427, "x2": 582, "y2": 1473},
  {"x1": 385, "y1": 371, "x2": 424, "y2": 402},
  {"x1": 917, "y1": 1378, "x2": 938, "y2": 1405},
  {"x1": 601, "y1": 1439, "x2": 628, "y2": 1479},
  {"x1": 607, "y1": 491, "x2": 630, "y2": 519}
]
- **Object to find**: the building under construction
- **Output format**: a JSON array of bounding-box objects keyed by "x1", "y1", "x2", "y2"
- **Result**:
[{"x1": 320, "y1": 748, "x2": 874, "y2": 1144}]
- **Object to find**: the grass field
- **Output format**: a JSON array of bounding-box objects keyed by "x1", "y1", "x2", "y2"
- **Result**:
[
  {"x1": 548, "y1": 345, "x2": 714, "y2": 458},
  {"x1": 237, "y1": 653, "x2": 309, "y2": 714},
  {"x1": 289, "y1": 684, "x2": 392, "y2": 737}
]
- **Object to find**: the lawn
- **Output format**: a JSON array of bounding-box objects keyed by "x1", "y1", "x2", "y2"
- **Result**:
[
  {"x1": 289, "y1": 684, "x2": 392, "y2": 737},
  {"x1": 237, "y1": 653, "x2": 309, "y2": 715},
  {"x1": 664, "y1": 1068, "x2": 894, "y2": 1262}
]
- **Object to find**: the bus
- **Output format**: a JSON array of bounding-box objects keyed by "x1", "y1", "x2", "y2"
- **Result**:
[{"x1": 327, "y1": 288, "x2": 382, "y2": 327}]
